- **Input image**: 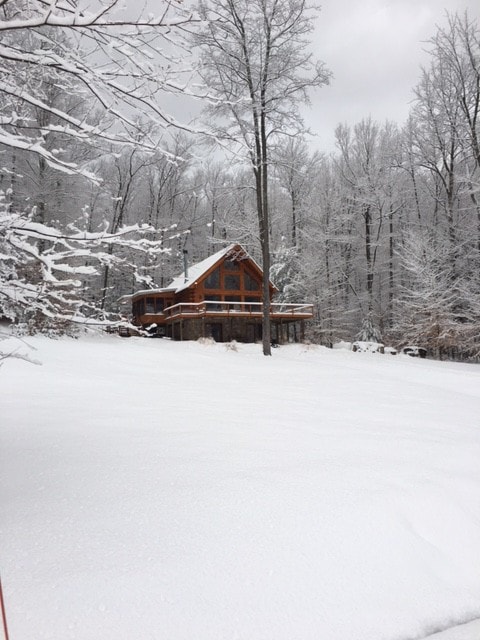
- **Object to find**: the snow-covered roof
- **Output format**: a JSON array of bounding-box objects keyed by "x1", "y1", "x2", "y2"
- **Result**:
[
  {"x1": 122, "y1": 286, "x2": 175, "y2": 303},
  {"x1": 126, "y1": 243, "x2": 274, "y2": 302},
  {"x1": 168, "y1": 244, "x2": 238, "y2": 293}
]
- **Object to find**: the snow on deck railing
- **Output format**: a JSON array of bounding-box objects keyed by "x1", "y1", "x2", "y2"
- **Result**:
[{"x1": 162, "y1": 300, "x2": 314, "y2": 318}]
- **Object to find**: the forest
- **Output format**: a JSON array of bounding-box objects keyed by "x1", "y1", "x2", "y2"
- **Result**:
[{"x1": 1, "y1": 0, "x2": 479, "y2": 360}]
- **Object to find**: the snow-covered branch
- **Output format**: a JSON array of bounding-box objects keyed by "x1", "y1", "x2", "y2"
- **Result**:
[
  {"x1": 0, "y1": 201, "x2": 174, "y2": 329},
  {"x1": 0, "y1": 0, "x2": 200, "y2": 172},
  {"x1": 0, "y1": 0, "x2": 198, "y2": 30}
]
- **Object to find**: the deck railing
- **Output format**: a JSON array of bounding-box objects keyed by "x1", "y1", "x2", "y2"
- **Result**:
[{"x1": 162, "y1": 300, "x2": 313, "y2": 319}]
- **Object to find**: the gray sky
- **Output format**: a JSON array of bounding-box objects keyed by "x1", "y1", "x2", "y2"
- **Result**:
[{"x1": 305, "y1": 0, "x2": 480, "y2": 152}]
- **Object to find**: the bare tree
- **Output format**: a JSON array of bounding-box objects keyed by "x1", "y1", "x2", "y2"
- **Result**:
[
  {"x1": 194, "y1": 0, "x2": 331, "y2": 355},
  {"x1": 273, "y1": 137, "x2": 321, "y2": 248},
  {"x1": 411, "y1": 60, "x2": 463, "y2": 255},
  {"x1": 426, "y1": 11, "x2": 480, "y2": 252}
]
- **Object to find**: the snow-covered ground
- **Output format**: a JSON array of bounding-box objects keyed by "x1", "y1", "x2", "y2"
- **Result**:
[{"x1": 1, "y1": 334, "x2": 480, "y2": 640}]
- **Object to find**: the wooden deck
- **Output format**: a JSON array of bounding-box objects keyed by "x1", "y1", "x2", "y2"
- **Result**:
[
  {"x1": 132, "y1": 300, "x2": 313, "y2": 342},
  {"x1": 161, "y1": 300, "x2": 314, "y2": 322}
]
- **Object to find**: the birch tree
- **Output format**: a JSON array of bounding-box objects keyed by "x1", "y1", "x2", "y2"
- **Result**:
[{"x1": 194, "y1": 0, "x2": 331, "y2": 355}]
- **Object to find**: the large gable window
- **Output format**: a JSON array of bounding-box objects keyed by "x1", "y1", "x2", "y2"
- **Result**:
[
  {"x1": 224, "y1": 259, "x2": 239, "y2": 271},
  {"x1": 244, "y1": 272, "x2": 260, "y2": 291},
  {"x1": 225, "y1": 274, "x2": 240, "y2": 290},
  {"x1": 205, "y1": 267, "x2": 220, "y2": 289}
]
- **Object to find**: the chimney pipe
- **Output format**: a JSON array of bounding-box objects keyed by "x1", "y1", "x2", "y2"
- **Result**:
[{"x1": 183, "y1": 249, "x2": 189, "y2": 283}]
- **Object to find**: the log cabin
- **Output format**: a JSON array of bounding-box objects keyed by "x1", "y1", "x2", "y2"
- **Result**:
[{"x1": 124, "y1": 244, "x2": 313, "y2": 343}]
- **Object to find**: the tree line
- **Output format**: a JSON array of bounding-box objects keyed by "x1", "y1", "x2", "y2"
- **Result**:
[{"x1": 1, "y1": 1, "x2": 479, "y2": 360}]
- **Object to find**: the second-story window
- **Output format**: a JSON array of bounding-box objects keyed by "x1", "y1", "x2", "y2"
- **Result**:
[
  {"x1": 205, "y1": 267, "x2": 220, "y2": 289},
  {"x1": 244, "y1": 272, "x2": 260, "y2": 291},
  {"x1": 224, "y1": 259, "x2": 239, "y2": 271},
  {"x1": 224, "y1": 274, "x2": 240, "y2": 290}
]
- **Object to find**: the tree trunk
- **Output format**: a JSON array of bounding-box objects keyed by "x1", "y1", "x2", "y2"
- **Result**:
[
  {"x1": 364, "y1": 205, "x2": 374, "y2": 309},
  {"x1": 260, "y1": 113, "x2": 271, "y2": 356},
  {"x1": 291, "y1": 189, "x2": 297, "y2": 248},
  {"x1": 388, "y1": 207, "x2": 394, "y2": 326}
]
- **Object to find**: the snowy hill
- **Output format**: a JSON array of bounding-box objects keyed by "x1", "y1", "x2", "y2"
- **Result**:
[{"x1": 1, "y1": 335, "x2": 480, "y2": 640}]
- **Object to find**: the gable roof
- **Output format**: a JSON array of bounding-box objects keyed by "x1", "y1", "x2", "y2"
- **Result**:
[
  {"x1": 168, "y1": 243, "x2": 237, "y2": 293},
  {"x1": 128, "y1": 244, "x2": 276, "y2": 301},
  {"x1": 168, "y1": 243, "x2": 276, "y2": 294}
]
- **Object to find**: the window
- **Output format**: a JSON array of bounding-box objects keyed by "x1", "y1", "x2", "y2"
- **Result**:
[
  {"x1": 244, "y1": 272, "x2": 260, "y2": 291},
  {"x1": 206, "y1": 295, "x2": 222, "y2": 311},
  {"x1": 155, "y1": 298, "x2": 165, "y2": 313},
  {"x1": 135, "y1": 299, "x2": 145, "y2": 315},
  {"x1": 245, "y1": 296, "x2": 261, "y2": 312},
  {"x1": 205, "y1": 267, "x2": 220, "y2": 289},
  {"x1": 227, "y1": 295, "x2": 242, "y2": 310},
  {"x1": 224, "y1": 274, "x2": 240, "y2": 290},
  {"x1": 224, "y1": 259, "x2": 239, "y2": 271},
  {"x1": 145, "y1": 297, "x2": 155, "y2": 313}
]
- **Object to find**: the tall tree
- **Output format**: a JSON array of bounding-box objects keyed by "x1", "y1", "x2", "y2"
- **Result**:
[
  {"x1": 411, "y1": 56, "x2": 463, "y2": 255},
  {"x1": 273, "y1": 137, "x2": 321, "y2": 248},
  {"x1": 194, "y1": 0, "x2": 331, "y2": 355},
  {"x1": 335, "y1": 120, "x2": 384, "y2": 315},
  {"x1": 426, "y1": 11, "x2": 480, "y2": 253}
]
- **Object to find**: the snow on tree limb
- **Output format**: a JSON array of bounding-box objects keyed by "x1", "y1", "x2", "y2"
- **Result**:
[
  {"x1": 0, "y1": 0, "x2": 198, "y2": 30},
  {"x1": 0, "y1": 0, "x2": 200, "y2": 169},
  {"x1": 1, "y1": 200, "x2": 175, "y2": 327}
]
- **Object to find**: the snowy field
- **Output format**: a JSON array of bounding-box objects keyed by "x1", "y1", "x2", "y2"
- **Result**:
[{"x1": 1, "y1": 334, "x2": 480, "y2": 640}]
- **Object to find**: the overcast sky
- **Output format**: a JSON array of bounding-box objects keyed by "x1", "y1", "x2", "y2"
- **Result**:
[{"x1": 304, "y1": 0, "x2": 480, "y2": 152}]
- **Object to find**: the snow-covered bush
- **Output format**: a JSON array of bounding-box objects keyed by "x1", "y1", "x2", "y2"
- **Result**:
[{"x1": 355, "y1": 316, "x2": 382, "y2": 343}]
